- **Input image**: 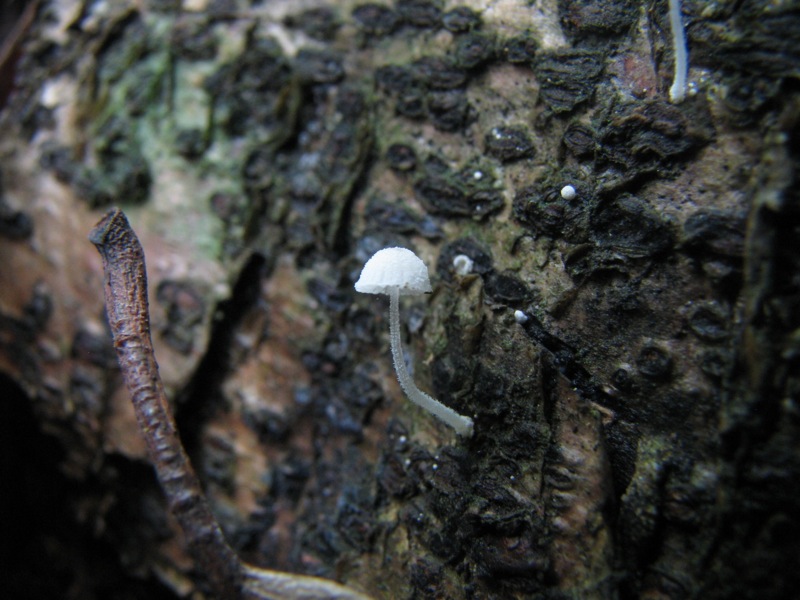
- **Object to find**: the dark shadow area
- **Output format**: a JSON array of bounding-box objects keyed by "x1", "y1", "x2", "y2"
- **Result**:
[{"x1": 0, "y1": 371, "x2": 178, "y2": 600}]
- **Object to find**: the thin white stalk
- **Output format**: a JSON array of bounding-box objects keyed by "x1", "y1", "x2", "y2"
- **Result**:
[
  {"x1": 668, "y1": 0, "x2": 688, "y2": 103},
  {"x1": 388, "y1": 288, "x2": 474, "y2": 437}
]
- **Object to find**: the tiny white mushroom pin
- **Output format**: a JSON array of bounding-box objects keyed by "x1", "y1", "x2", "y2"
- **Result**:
[{"x1": 355, "y1": 247, "x2": 474, "y2": 437}]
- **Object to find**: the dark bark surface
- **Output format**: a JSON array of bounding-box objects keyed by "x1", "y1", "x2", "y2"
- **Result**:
[{"x1": 1, "y1": 1, "x2": 798, "y2": 599}]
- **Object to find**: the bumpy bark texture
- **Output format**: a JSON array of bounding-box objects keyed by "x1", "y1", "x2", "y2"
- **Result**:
[{"x1": 1, "y1": 1, "x2": 798, "y2": 598}]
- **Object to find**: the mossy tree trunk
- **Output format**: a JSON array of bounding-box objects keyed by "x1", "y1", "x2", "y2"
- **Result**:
[{"x1": 1, "y1": 1, "x2": 798, "y2": 598}]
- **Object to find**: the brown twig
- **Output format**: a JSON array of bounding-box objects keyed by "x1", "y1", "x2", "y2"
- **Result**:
[
  {"x1": 90, "y1": 209, "x2": 374, "y2": 600},
  {"x1": 89, "y1": 209, "x2": 243, "y2": 600}
]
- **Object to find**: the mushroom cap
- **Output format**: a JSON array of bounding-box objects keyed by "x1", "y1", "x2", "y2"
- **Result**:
[{"x1": 355, "y1": 247, "x2": 432, "y2": 295}]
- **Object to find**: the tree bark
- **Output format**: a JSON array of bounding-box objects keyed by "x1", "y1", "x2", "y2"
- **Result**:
[{"x1": 1, "y1": 1, "x2": 798, "y2": 598}]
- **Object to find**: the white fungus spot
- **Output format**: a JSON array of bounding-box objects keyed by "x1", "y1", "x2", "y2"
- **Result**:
[
  {"x1": 560, "y1": 185, "x2": 577, "y2": 201},
  {"x1": 453, "y1": 254, "x2": 474, "y2": 276},
  {"x1": 514, "y1": 310, "x2": 529, "y2": 324}
]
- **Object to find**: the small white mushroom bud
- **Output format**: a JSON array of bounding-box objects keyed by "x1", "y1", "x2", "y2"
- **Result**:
[
  {"x1": 452, "y1": 254, "x2": 474, "y2": 276},
  {"x1": 560, "y1": 185, "x2": 577, "y2": 201},
  {"x1": 356, "y1": 247, "x2": 474, "y2": 437}
]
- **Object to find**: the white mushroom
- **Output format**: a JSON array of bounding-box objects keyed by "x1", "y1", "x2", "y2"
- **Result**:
[{"x1": 355, "y1": 247, "x2": 474, "y2": 437}]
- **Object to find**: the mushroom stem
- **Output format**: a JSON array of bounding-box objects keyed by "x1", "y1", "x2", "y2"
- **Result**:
[
  {"x1": 388, "y1": 288, "x2": 474, "y2": 437},
  {"x1": 668, "y1": 0, "x2": 688, "y2": 103}
]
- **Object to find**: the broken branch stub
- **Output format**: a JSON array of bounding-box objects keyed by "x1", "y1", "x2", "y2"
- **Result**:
[{"x1": 90, "y1": 209, "x2": 372, "y2": 600}]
